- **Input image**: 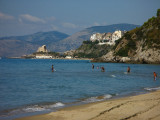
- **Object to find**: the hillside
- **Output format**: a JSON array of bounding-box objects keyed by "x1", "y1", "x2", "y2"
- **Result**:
[
  {"x1": 73, "y1": 41, "x2": 113, "y2": 58},
  {"x1": 98, "y1": 9, "x2": 160, "y2": 64},
  {"x1": 0, "y1": 31, "x2": 69, "y2": 44},
  {"x1": 54, "y1": 24, "x2": 139, "y2": 52},
  {"x1": 0, "y1": 24, "x2": 139, "y2": 57},
  {"x1": 0, "y1": 31, "x2": 69, "y2": 57}
]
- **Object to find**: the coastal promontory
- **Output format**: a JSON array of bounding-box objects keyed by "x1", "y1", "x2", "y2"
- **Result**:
[{"x1": 76, "y1": 9, "x2": 160, "y2": 64}]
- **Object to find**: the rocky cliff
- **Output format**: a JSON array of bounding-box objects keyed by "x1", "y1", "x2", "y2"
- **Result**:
[{"x1": 97, "y1": 9, "x2": 160, "y2": 64}]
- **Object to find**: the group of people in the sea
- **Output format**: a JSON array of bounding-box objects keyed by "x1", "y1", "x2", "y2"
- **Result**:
[
  {"x1": 51, "y1": 64, "x2": 158, "y2": 81},
  {"x1": 92, "y1": 64, "x2": 105, "y2": 72},
  {"x1": 91, "y1": 64, "x2": 157, "y2": 81}
]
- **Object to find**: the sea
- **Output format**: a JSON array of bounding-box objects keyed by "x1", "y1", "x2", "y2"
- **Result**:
[{"x1": 0, "y1": 58, "x2": 160, "y2": 120}]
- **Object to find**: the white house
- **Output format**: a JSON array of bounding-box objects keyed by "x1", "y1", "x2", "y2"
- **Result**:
[
  {"x1": 90, "y1": 30, "x2": 125, "y2": 45},
  {"x1": 65, "y1": 56, "x2": 72, "y2": 59},
  {"x1": 90, "y1": 33, "x2": 103, "y2": 42},
  {"x1": 35, "y1": 55, "x2": 52, "y2": 59},
  {"x1": 112, "y1": 30, "x2": 124, "y2": 43}
]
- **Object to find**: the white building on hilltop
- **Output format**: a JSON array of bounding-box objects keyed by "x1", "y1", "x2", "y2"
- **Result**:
[
  {"x1": 112, "y1": 30, "x2": 124, "y2": 43},
  {"x1": 90, "y1": 30, "x2": 125, "y2": 45}
]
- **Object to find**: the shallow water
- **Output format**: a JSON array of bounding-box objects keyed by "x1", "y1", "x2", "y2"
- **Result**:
[{"x1": 0, "y1": 59, "x2": 160, "y2": 119}]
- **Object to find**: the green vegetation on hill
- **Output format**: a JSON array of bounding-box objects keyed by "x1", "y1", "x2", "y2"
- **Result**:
[
  {"x1": 74, "y1": 41, "x2": 113, "y2": 58},
  {"x1": 114, "y1": 9, "x2": 160, "y2": 57},
  {"x1": 33, "y1": 51, "x2": 60, "y2": 56},
  {"x1": 115, "y1": 32, "x2": 137, "y2": 57},
  {"x1": 142, "y1": 17, "x2": 160, "y2": 48}
]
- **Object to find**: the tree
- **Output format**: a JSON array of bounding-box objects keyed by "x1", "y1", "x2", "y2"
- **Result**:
[{"x1": 157, "y1": 9, "x2": 160, "y2": 17}]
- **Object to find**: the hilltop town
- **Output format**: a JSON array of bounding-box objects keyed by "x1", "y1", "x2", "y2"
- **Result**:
[{"x1": 90, "y1": 30, "x2": 126, "y2": 45}]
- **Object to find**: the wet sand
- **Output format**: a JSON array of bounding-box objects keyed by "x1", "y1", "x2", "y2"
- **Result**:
[{"x1": 16, "y1": 90, "x2": 160, "y2": 120}]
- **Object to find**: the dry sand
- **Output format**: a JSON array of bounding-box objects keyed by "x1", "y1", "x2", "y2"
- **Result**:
[{"x1": 16, "y1": 90, "x2": 160, "y2": 120}]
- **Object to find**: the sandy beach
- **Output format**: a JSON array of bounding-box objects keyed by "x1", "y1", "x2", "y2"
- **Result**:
[{"x1": 16, "y1": 90, "x2": 160, "y2": 120}]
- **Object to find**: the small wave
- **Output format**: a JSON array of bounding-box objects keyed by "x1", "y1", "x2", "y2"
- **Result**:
[
  {"x1": 82, "y1": 94, "x2": 113, "y2": 103},
  {"x1": 111, "y1": 75, "x2": 116, "y2": 77},
  {"x1": 22, "y1": 106, "x2": 46, "y2": 112},
  {"x1": 103, "y1": 94, "x2": 112, "y2": 99},
  {"x1": 144, "y1": 87, "x2": 160, "y2": 91},
  {"x1": 22, "y1": 102, "x2": 65, "y2": 112},
  {"x1": 49, "y1": 102, "x2": 65, "y2": 108},
  {"x1": 1, "y1": 102, "x2": 65, "y2": 117}
]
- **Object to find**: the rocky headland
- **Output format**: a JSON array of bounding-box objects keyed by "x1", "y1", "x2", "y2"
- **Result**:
[{"x1": 91, "y1": 9, "x2": 160, "y2": 64}]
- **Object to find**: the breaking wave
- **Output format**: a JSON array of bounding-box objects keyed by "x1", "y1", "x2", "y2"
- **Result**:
[
  {"x1": 0, "y1": 102, "x2": 65, "y2": 118},
  {"x1": 144, "y1": 86, "x2": 160, "y2": 91},
  {"x1": 82, "y1": 94, "x2": 115, "y2": 103}
]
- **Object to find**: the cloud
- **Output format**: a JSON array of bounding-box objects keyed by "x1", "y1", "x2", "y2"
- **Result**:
[
  {"x1": 51, "y1": 24, "x2": 59, "y2": 31},
  {"x1": 93, "y1": 22, "x2": 100, "y2": 26},
  {"x1": 19, "y1": 14, "x2": 46, "y2": 24},
  {"x1": 0, "y1": 12, "x2": 14, "y2": 20},
  {"x1": 62, "y1": 22, "x2": 78, "y2": 29},
  {"x1": 92, "y1": 22, "x2": 107, "y2": 27},
  {"x1": 46, "y1": 16, "x2": 56, "y2": 21}
]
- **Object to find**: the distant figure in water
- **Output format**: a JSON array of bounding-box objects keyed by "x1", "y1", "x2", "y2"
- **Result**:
[
  {"x1": 51, "y1": 65, "x2": 54, "y2": 72},
  {"x1": 92, "y1": 64, "x2": 94, "y2": 69},
  {"x1": 101, "y1": 66, "x2": 105, "y2": 72},
  {"x1": 127, "y1": 66, "x2": 130, "y2": 73},
  {"x1": 153, "y1": 72, "x2": 157, "y2": 81}
]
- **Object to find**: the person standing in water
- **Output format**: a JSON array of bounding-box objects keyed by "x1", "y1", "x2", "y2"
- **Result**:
[
  {"x1": 127, "y1": 66, "x2": 130, "y2": 73},
  {"x1": 92, "y1": 64, "x2": 94, "y2": 69},
  {"x1": 97, "y1": 66, "x2": 99, "y2": 69},
  {"x1": 51, "y1": 65, "x2": 54, "y2": 72},
  {"x1": 153, "y1": 72, "x2": 157, "y2": 81},
  {"x1": 101, "y1": 66, "x2": 105, "y2": 72}
]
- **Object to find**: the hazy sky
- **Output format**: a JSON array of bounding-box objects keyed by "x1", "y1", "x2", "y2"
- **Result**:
[{"x1": 0, "y1": 0, "x2": 159, "y2": 37}]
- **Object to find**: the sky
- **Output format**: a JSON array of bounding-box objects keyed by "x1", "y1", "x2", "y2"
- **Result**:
[{"x1": 0, "y1": 0, "x2": 160, "y2": 37}]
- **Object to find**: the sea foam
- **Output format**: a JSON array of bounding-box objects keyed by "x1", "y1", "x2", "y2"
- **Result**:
[
  {"x1": 83, "y1": 94, "x2": 113, "y2": 103},
  {"x1": 23, "y1": 106, "x2": 46, "y2": 112},
  {"x1": 50, "y1": 102, "x2": 65, "y2": 108},
  {"x1": 144, "y1": 87, "x2": 160, "y2": 91},
  {"x1": 3, "y1": 102, "x2": 65, "y2": 117}
]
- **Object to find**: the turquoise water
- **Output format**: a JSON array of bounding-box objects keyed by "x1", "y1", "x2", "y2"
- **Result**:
[{"x1": 0, "y1": 59, "x2": 160, "y2": 119}]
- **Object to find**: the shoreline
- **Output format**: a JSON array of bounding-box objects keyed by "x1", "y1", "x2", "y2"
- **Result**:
[
  {"x1": 1, "y1": 90, "x2": 150, "y2": 120},
  {"x1": 6, "y1": 57, "x2": 92, "y2": 61},
  {"x1": 15, "y1": 90, "x2": 160, "y2": 120},
  {"x1": 5, "y1": 57, "x2": 160, "y2": 64}
]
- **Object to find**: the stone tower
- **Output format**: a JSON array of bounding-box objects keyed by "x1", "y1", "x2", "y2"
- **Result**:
[{"x1": 37, "y1": 45, "x2": 48, "y2": 52}]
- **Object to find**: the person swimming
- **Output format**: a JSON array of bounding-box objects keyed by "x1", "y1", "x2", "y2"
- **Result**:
[
  {"x1": 92, "y1": 64, "x2": 94, "y2": 69},
  {"x1": 97, "y1": 66, "x2": 99, "y2": 69},
  {"x1": 127, "y1": 66, "x2": 130, "y2": 73},
  {"x1": 101, "y1": 66, "x2": 105, "y2": 72},
  {"x1": 51, "y1": 65, "x2": 54, "y2": 72},
  {"x1": 153, "y1": 72, "x2": 157, "y2": 81}
]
